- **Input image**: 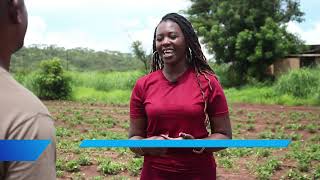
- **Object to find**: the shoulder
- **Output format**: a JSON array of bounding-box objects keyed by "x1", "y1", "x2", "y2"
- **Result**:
[
  {"x1": 0, "y1": 70, "x2": 50, "y2": 115},
  {"x1": 134, "y1": 70, "x2": 162, "y2": 89},
  {"x1": 192, "y1": 70, "x2": 223, "y2": 90},
  {"x1": 3, "y1": 113, "x2": 55, "y2": 140},
  {"x1": 0, "y1": 69, "x2": 53, "y2": 139}
]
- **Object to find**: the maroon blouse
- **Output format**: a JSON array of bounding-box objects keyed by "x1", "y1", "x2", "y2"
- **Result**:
[{"x1": 130, "y1": 67, "x2": 229, "y2": 179}]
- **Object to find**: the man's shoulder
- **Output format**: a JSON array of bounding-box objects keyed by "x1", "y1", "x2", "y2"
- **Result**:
[
  {"x1": 0, "y1": 70, "x2": 52, "y2": 139},
  {"x1": 0, "y1": 70, "x2": 49, "y2": 115}
]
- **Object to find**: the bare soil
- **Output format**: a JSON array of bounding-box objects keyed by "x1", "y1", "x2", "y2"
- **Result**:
[{"x1": 45, "y1": 101, "x2": 320, "y2": 180}]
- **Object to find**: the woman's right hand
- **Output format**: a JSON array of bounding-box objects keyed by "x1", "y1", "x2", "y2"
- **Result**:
[{"x1": 140, "y1": 136, "x2": 168, "y2": 156}]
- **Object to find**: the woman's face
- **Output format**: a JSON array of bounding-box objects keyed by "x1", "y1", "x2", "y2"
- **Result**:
[{"x1": 155, "y1": 20, "x2": 187, "y2": 66}]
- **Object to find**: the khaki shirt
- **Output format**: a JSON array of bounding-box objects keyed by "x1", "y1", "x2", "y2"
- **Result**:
[{"x1": 0, "y1": 67, "x2": 56, "y2": 180}]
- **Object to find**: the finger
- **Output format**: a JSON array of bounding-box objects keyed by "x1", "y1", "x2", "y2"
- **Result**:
[
  {"x1": 160, "y1": 134, "x2": 170, "y2": 139},
  {"x1": 183, "y1": 135, "x2": 194, "y2": 139},
  {"x1": 179, "y1": 133, "x2": 194, "y2": 139}
]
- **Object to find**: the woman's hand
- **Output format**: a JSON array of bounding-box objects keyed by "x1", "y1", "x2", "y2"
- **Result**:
[
  {"x1": 141, "y1": 136, "x2": 168, "y2": 156},
  {"x1": 160, "y1": 132, "x2": 195, "y2": 140}
]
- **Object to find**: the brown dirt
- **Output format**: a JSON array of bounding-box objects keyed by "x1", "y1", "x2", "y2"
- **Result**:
[{"x1": 44, "y1": 101, "x2": 320, "y2": 180}]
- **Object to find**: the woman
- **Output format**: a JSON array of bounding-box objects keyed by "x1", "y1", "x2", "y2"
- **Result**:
[{"x1": 129, "y1": 13, "x2": 232, "y2": 180}]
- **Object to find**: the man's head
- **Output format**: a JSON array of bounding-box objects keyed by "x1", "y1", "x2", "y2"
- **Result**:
[{"x1": 0, "y1": 0, "x2": 28, "y2": 63}]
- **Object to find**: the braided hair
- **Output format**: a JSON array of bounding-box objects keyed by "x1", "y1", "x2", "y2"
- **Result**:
[{"x1": 151, "y1": 13, "x2": 215, "y2": 126}]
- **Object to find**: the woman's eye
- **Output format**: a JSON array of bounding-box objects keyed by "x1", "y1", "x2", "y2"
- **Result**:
[
  {"x1": 170, "y1": 35, "x2": 177, "y2": 39},
  {"x1": 156, "y1": 37, "x2": 163, "y2": 41}
]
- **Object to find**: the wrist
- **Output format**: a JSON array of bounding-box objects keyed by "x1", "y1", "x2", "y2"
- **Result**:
[
  {"x1": 137, "y1": 147, "x2": 145, "y2": 155},
  {"x1": 192, "y1": 147, "x2": 205, "y2": 154}
]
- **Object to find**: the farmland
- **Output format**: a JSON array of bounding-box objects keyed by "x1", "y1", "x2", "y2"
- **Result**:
[{"x1": 47, "y1": 101, "x2": 320, "y2": 180}]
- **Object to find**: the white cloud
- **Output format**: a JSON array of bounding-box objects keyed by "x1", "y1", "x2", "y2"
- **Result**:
[
  {"x1": 287, "y1": 21, "x2": 320, "y2": 45},
  {"x1": 25, "y1": 16, "x2": 47, "y2": 45},
  {"x1": 24, "y1": 0, "x2": 191, "y2": 52}
]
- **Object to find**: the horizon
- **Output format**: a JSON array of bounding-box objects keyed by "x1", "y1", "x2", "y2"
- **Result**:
[{"x1": 24, "y1": 0, "x2": 320, "y2": 55}]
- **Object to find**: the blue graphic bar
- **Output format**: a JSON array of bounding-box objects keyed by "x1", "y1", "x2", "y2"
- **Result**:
[
  {"x1": 80, "y1": 140, "x2": 291, "y2": 148},
  {"x1": 0, "y1": 140, "x2": 51, "y2": 161}
]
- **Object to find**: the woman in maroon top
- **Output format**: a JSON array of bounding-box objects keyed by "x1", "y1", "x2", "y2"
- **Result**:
[{"x1": 129, "y1": 13, "x2": 232, "y2": 180}]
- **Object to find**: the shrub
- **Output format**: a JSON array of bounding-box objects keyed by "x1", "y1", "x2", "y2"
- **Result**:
[
  {"x1": 33, "y1": 58, "x2": 72, "y2": 100},
  {"x1": 275, "y1": 68, "x2": 320, "y2": 98},
  {"x1": 211, "y1": 63, "x2": 244, "y2": 87}
]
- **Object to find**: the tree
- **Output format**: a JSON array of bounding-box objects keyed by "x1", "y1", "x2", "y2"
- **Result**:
[
  {"x1": 187, "y1": 0, "x2": 306, "y2": 83},
  {"x1": 131, "y1": 41, "x2": 151, "y2": 73}
]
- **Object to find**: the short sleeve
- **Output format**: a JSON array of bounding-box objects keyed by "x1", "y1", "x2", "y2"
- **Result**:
[
  {"x1": 4, "y1": 114, "x2": 56, "y2": 180},
  {"x1": 130, "y1": 79, "x2": 147, "y2": 120},
  {"x1": 207, "y1": 76, "x2": 229, "y2": 117}
]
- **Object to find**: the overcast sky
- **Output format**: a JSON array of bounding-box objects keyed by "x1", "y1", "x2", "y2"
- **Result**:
[{"x1": 24, "y1": 0, "x2": 320, "y2": 54}]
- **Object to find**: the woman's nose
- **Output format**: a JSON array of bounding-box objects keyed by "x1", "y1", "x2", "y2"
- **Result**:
[{"x1": 161, "y1": 37, "x2": 171, "y2": 46}]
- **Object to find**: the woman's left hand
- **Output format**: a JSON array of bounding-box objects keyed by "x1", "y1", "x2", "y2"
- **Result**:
[{"x1": 160, "y1": 132, "x2": 195, "y2": 140}]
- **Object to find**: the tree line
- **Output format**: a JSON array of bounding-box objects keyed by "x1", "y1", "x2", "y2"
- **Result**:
[{"x1": 11, "y1": 45, "x2": 144, "y2": 73}]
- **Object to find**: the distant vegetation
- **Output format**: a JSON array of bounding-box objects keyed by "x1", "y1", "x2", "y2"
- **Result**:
[
  {"x1": 11, "y1": 45, "x2": 144, "y2": 72},
  {"x1": 14, "y1": 54, "x2": 320, "y2": 106}
]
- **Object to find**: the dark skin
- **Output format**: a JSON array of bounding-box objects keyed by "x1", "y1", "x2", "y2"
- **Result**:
[
  {"x1": 0, "y1": 0, "x2": 28, "y2": 71},
  {"x1": 129, "y1": 20, "x2": 232, "y2": 156}
]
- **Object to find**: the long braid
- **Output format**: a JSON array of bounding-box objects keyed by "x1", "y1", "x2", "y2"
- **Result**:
[{"x1": 151, "y1": 13, "x2": 215, "y2": 127}]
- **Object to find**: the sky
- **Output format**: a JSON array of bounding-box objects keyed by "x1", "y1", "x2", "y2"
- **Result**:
[{"x1": 25, "y1": 0, "x2": 320, "y2": 54}]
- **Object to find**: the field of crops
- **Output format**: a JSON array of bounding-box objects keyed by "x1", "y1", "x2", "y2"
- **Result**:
[{"x1": 46, "y1": 101, "x2": 320, "y2": 180}]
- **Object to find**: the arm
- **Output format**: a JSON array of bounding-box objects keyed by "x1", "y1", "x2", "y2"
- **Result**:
[
  {"x1": 129, "y1": 79, "x2": 166, "y2": 156},
  {"x1": 202, "y1": 114, "x2": 232, "y2": 152},
  {"x1": 128, "y1": 118, "x2": 166, "y2": 156},
  {"x1": 4, "y1": 114, "x2": 56, "y2": 180},
  {"x1": 203, "y1": 75, "x2": 232, "y2": 152}
]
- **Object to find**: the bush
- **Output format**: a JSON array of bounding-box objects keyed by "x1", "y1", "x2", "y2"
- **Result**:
[
  {"x1": 275, "y1": 68, "x2": 320, "y2": 98},
  {"x1": 33, "y1": 58, "x2": 71, "y2": 100},
  {"x1": 211, "y1": 63, "x2": 244, "y2": 87}
]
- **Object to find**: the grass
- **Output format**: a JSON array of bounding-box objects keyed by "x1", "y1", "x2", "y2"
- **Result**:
[
  {"x1": 67, "y1": 70, "x2": 144, "y2": 91},
  {"x1": 224, "y1": 86, "x2": 320, "y2": 106},
  {"x1": 14, "y1": 67, "x2": 320, "y2": 106},
  {"x1": 71, "y1": 87, "x2": 131, "y2": 105}
]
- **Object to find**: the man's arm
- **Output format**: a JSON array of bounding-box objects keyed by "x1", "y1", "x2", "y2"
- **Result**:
[{"x1": 4, "y1": 114, "x2": 56, "y2": 180}]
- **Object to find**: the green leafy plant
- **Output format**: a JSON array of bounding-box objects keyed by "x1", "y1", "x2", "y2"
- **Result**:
[
  {"x1": 65, "y1": 160, "x2": 80, "y2": 172},
  {"x1": 33, "y1": 58, "x2": 71, "y2": 100},
  {"x1": 127, "y1": 158, "x2": 143, "y2": 176},
  {"x1": 78, "y1": 155, "x2": 92, "y2": 166},
  {"x1": 275, "y1": 68, "x2": 320, "y2": 98},
  {"x1": 98, "y1": 159, "x2": 125, "y2": 175}
]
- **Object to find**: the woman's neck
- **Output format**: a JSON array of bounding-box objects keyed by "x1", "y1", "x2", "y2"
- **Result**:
[{"x1": 162, "y1": 60, "x2": 189, "y2": 82}]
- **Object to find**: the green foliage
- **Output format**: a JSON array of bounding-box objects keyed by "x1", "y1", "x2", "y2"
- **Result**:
[
  {"x1": 11, "y1": 45, "x2": 143, "y2": 72},
  {"x1": 98, "y1": 159, "x2": 125, "y2": 175},
  {"x1": 127, "y1": 158, "x2": 143, "y2": 176},
  {"x1": 283, "y1": 169, "x2": 310, "y2": 180},
  {"x1": 77, "y1": 154, "x2": 92, "y2": 166},
  {"x1": 33, "y1": 58, "x2": 72, "y2": 100},
  {"x1": 255, "y1": 159, "x2": 282, "y2": 179},
  {"x1": 218, "y1": 157, "x2": 234, "y2": 169},
  {"x1": 187, "y1": 0, "x2": 306, "y2": 82},
  {"x1": 131, "y1": 41, "x2": 151, "y2": 73},
  {"x1": 71, "y1": 88, "x2": 131, "y2": 105},
  {"x1": 65, "y1": 160, "x2": 80, "y2": 172},
  {"x1": 69, "y1": 70, "x2": 144, "y2": 91},
  {"x1": 210, "y1": 63, "x2": 243, "y2": 87},
  {"x1": 275, "y1": 68, "x2": 320, "y2": 98}
]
